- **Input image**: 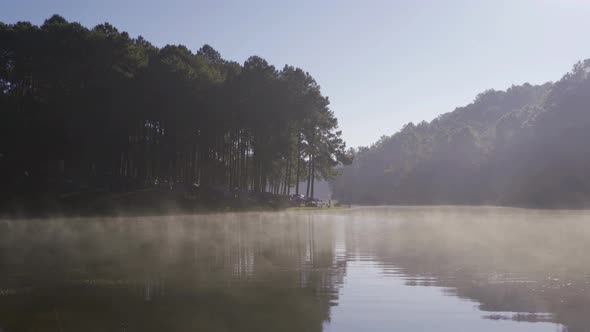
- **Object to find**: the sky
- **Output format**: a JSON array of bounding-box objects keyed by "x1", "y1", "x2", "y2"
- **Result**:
[{"x1": 2, "y1": 0, "x2": 590, "y2": 148}]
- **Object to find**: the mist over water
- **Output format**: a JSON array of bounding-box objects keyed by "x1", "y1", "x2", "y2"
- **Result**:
[{"x1": 0, "y1": 207, "x2": 587, "y2": 331}]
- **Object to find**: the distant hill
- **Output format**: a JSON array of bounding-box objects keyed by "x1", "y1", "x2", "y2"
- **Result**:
[{"x1": 331, "y1": 60, "x2": 590, "y2": 208}]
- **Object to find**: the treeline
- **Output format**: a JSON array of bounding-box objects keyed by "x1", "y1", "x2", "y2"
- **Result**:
[
  {"x1": 332, "y1": 59, "x2": 590, "y2": 208},
  {"x1": 0, "y1": 15, "x2": 351, "y2": 205}
]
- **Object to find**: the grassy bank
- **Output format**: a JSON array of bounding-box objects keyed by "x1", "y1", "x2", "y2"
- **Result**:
[{"x1": 0, "y1": 189, "x2": 294, "y2": 219}]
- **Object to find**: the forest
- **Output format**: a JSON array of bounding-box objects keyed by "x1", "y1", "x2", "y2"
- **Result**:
[
  {"x1": 0, "y1": 15, "x2": 351, "y2": 214},
  {"x1": 331, "y1": 59, "x2": 590, "y2": 208}
]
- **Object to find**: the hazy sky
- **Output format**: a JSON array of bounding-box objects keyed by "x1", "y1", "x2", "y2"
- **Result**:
[{"x1": 2, "y1": 0, "x2": 590, "y2": 148}]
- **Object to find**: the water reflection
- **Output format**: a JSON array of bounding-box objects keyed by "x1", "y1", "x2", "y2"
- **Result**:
[
  {"x1": 0, "y1": 213, "x2": 344, "y2": 332},
  {"x1": 0, "y1": 207, "x2": 588, "y2": 331},
  {"x1": 334, "y1": 206, "x2": 589, "y2": 331}
]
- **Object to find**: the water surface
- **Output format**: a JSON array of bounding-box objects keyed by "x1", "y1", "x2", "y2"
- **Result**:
[{"x1": 1, "y1": 206, "x2": 588, "y2": 331}]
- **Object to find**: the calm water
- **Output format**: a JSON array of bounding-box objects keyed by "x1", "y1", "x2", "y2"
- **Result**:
[{"x1": 0, "y1": 206, "x2": 589, "y2": 331}]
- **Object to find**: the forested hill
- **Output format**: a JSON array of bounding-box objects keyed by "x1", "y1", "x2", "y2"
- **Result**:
[
  {"x1": 331, "y1": 60, "x2": 590, "y2": 208},
  {"x1": 0, "y1": 15, "x2": 352, "y2": 213}
]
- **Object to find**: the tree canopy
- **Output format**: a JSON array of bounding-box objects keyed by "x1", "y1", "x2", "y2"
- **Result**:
[
  {"x1": 0, "y1": 15, "x2": 352, "y2": 205},
  {"x1": 332, "y1": 60, "x2": 590, "y2": 208}
]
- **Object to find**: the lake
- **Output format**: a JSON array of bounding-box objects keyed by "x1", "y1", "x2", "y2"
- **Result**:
[{"x1": 0, "y1": 206, "x2": 588, "y2": 331}]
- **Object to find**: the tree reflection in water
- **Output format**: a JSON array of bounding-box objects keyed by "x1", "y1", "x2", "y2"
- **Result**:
[
  {"x1": 0, "y1": 207, "x2": 588, "y2": 331},
  {"x1": 339, "y1": 206, "x2": 588, "y2": 332},
  {"x1": 0, "y1": 213, "x2": 345, "y2": 332}
]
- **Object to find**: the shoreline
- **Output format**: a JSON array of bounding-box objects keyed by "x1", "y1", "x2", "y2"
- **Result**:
[
  {"x1": 0, "y1": 189, "x2": 349, "y2": 220},
  {"x1": 4, "y1": 197, "x2": 589, "y2": 220}
]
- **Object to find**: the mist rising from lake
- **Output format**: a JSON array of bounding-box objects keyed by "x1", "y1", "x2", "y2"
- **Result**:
[{"x1": 1, "y1": 207, "x2": 587, "y2": 331}]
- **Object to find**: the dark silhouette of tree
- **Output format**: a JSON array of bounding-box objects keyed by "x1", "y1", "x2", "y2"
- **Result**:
[{"x1": 0, "y1": 16, "x2": 351, "y2": 212}]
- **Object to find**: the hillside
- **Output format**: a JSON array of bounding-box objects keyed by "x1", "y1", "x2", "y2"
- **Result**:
[{"x1": 331, "y1": 60, "x2": 590, "y2": 208}]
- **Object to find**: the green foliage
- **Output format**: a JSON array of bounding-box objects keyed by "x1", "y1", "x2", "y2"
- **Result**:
[
  {"x1": 0, "y1": 16, "x2": 350, "y2": 201},
  {"x1": 332, "y1": 61, "x2": 590, "y2": 207}
]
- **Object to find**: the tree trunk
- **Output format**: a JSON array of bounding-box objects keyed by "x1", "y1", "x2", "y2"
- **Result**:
[
  {"x1": 306, "y1": 154, "x2": 311, "y2": 198},
  {"x1": 310, "y1": 154, "x2": 315, "y2": 199},
  {"x1": 295, "y1": 132, "x2": 302, "y2": 195}
]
